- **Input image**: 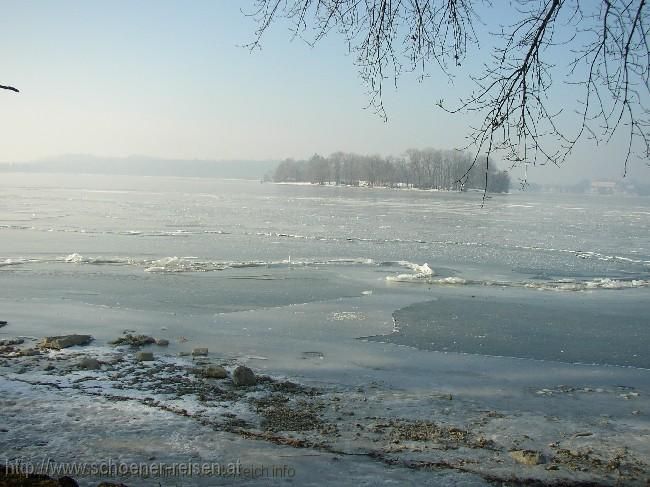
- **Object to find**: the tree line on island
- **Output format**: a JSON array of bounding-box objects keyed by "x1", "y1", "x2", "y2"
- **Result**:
[{"x1": 271, "y1": 149, "x2": 511, "y2": 193}]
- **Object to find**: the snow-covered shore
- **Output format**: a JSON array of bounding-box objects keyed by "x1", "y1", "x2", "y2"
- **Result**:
[{"x1": 1, "y1": 310, "x2": 648, "y2": 486}]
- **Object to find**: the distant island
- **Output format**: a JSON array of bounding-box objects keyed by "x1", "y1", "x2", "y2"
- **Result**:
[
  {"x1": 269, "y1": 149, "x2": 511, "y2": 193},
  {"x1": 4, "y1": 153, "x2": 649, "y2": 196}
]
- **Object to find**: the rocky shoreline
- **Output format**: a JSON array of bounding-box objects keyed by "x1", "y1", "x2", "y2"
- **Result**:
[{"x1": 1, "y1": 327, "x2": 648, "y2": 486}]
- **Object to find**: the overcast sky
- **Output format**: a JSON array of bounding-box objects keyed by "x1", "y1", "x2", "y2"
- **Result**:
[{"x1": 1, "y1": 0, "x2": 649, "y2": 184}]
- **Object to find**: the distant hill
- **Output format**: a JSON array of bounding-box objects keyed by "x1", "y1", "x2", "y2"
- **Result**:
[{"x1": 0, "y1": 155, "x2": 279, "y2": 180}]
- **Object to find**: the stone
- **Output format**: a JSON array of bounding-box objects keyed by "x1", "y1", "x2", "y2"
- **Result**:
[
  {"x1": 0, "y1": 337, "x2": 24, "y2": 346},
  {"x1": 509, "y1": 449, "x2": 544, "y2": 465},
  {"x1": 0, "y1": 320, "x2": 7, "y2": 328},
  {"x1": 58, "y1": 476, "x2": 79, "y2": 487},
  {"x1": 155, "y1": 338, "x2": 169, "y2": 346},
  {"x1": 192, "y1": 347, "x2": 208, "y2": 356},
  {"x1": 39, "y1": 334, "x2": 93, "y2": 350},
  {"x1": 109, "y1": 334, "x2": 155, "y2": 347},
  {"x1": 0, "y1": 473, "x2": 79, "y2": 486},
  {"x1": 19, "y1": 348, "x2": 41, "y2": 357},
  {"x1": 203, "y1": 365, "x2": 228, "y2": 379},
  {"x1": 135, "y1": 351, "x2": 154, "y2": 362},
  {"x1": 77, "y1": 357, "x2": 101, "y2": 370},
  {"x1": 232, "y1": 366, "x2": 256, "y2": 387}
]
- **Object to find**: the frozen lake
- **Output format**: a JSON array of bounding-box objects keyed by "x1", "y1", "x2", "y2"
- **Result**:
[
  {"x1": 1, "y1": 173, "x2": 648, "y2": 367},
  {"x1": 1, "y1": 173, "x2": 649, "y2": 485}
]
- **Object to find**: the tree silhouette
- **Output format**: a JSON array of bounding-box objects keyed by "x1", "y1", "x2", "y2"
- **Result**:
[
  {"x1": 247, "y1": 0, "x2": 649, "y2": 185},
  {"x1": 272, "y1": 148, "x2": 511, "y2": 192}
]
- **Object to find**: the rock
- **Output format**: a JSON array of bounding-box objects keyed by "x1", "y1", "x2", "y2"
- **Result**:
[
  {"x1": 135, "y1": 351, "x2": 154, "y2": 362},
  {"x1": 0, "y1": 472, "x2": 79, "y2": 486},
  {"x1": 0, "y1": 320, "x2": 7, "y2": 327},
  {"x1": 97, "y1": 483, "x2": 129, "y2": 487},
  {"x1": 39, "y1": 334, "x2": 93, "y2": 350},
  {"x1": 19, "y1": 348, "x2": 41, "y2": 356},
  {"x1": 109, "y1": 334, "x2": 155, "y2": 347},
  {"x1": 178, "y1": 351, "x2": 191, "y2": 357},
  {"x1": 58, "y1": 476, "x2": 79, "y2": 487},
  {"x1": 203, "y1": 365, "x2": 228, "y2": 379},
  {"x1": 155, "y1": 338, "x2": 169, "y2": 346},
  {"x1": 510, "y1": 449, "x2": 544, "y2": 465},
  {"x1": 77, "y1": 357, "x2": 101, "y2": 370},
  {"x1": 192, "y1": 347, "x2": 208, "y2": 356},
  {"x1": 232, "y1": 365, "x2": 256, "y2": 386},
  {"x1": 0, "y1": 337, "x2": 24, "y2": 346}
]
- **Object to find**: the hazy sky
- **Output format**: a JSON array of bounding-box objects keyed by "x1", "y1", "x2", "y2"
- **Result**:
[{"x1": 1, "y1": 0, "x2": 649, "y2": 184}]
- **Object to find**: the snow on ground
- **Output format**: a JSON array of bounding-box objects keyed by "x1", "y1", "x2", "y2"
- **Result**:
[{"x1": 1, "y1": 334, "x2": 649, "y2": 486}]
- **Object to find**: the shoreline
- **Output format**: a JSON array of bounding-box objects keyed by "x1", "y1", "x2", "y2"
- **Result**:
[
  {"x1": 1, "y1": 329, "x2": 648, "y2": 486},
  {"x1": 273, "y1": 180, "x2": 486, "y2": 194}
]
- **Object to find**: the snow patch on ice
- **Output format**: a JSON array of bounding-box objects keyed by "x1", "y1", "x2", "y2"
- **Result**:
[{"x1": 386, "y1": 262, "x2": 435, "y2": 282}]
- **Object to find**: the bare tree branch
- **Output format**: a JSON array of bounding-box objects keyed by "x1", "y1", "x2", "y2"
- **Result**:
[
  {"x1": 0, "y1": 84, "x2": 19, "y2": 93},
  {"x1": 245, "y1": 0, "x2": 482, "y2": 120},
  {"x1": 246, "y1": 0, "x2": 650, "y2": 188}
]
